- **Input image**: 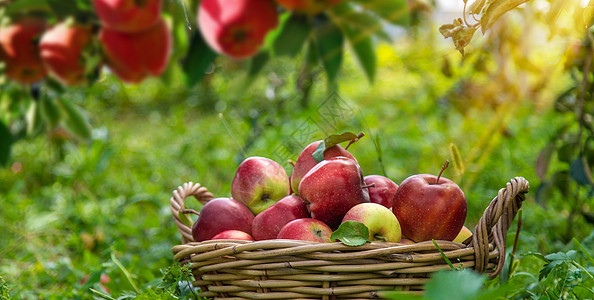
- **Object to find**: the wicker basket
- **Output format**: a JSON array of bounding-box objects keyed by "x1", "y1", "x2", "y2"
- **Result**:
[{"x1": 171, "y1": 177, "x2": 529, "y2": 299}]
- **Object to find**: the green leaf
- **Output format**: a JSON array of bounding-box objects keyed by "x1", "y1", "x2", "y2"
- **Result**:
[
  {"x1": 314, "y1": 19, "x2": 344, "y2": 84},
  {"x1": 40, "y1": 95, "x2": 61, "y2": 129},
  {"x1": 247, "y1": 51, "x2": 270, "y2": 79},
  {"x1": 425, "y1": 269, "x2": 486, "y2": 300},
  {"x1": 182, "y1": 31, "x2": 217, "y2": 87},
  {"x1": 5, "y1": 0, "x2": 51, "y2": 15},
  {"x1": 570, "y1": 156, "x2": 593, "y2": 186},
  {"x1": 352, "y1": 0, "x2": 409, "y2": 26},
  {"x1": 324, "y1": 132, "x2": 358, "y2": 148},
  {"x1": 266, "y1": 13, "x2": 311, "y2": 57},
  {"x1": 178, "y1": 211, "x2": 194, "y2": 228},
  {"x1": 481, "y1": 0, "x2": 529, "y2": 34},
  {"x1": 342, "y1": 25, "x2": 376, "y2": 83},
  {"x1": 0, "y1": 120, "x2": 12, "y2": 167},
  {"x1": 26, "y1": 99, "x2": 43, "y2": 135},
  {"x1": 57, "y1": 98, "x2": 92, "y2": 140},
  {"x1": 332, "y1": 3, "x2": 391, "y2": 41},
  {"x1": 330, "y1": 221, "x2": 370, "y2": 246},
  {"x1": 46, "y1": 0, "x2": 79, "y2": 18},
  {"x1": 312, "y1": 141, "x2": 325, "y2": 163}
]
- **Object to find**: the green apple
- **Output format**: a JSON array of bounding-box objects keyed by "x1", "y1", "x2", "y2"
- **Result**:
[
  {"x1": 341, "y1": 203, "x2": 401, "y2": 242},
  {"x1": 453, "y1": 225, "x2": 472, "y2": 243}
]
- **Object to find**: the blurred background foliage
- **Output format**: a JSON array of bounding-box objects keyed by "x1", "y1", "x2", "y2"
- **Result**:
[{"x1": 1, "y1": 0, "x2": 594, "y2": 298}]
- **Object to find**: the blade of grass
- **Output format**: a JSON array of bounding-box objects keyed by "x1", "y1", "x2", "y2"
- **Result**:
[
  {"x1": 110, "y1": 251, "x2": 140, "y2": 294},
  {"x1": 432, "y1": 239, "x2": 455, "y2": 270}
]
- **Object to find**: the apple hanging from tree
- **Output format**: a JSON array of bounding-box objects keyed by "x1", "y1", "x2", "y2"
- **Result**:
[
  {"x1": 231, "y1": 156, "x2": 290, "y2": 214},
  {"x1": 277, "y1": 218, "x2": 332, "y2": 243},
  {"x1": 93, "y1": 0, "x2": 163, "y2": 33},
  {"x1": 364, "y1": 175, "x2": 398, "y2": 209},
  {"x1": 0, "y1": 19, "x2": 47, "y2": 84},
  {"x1": 342, "y1": 203, "x2": 401, "y2": 242},
  {"x1": 251, "y1": 195, "x2": 310, "y2": 240},
  {"x1": 198, "y1": 0, "x2": 279, "y2": 58},
  {"x1": 191, "y1": 197, "x2": 254, "y2": 242},
  {"x1": 99, "y1": 18, "x2": 171, "y2": 83},
  {"x1": 40, "y1": 22, "x2": 92, "y2": 86},
  {"x1": 299, "y1": 156, "x2": 370, "y2": 229},
  {"x1": 392, "y1": 161, "x2": 467, "y2": 242}
]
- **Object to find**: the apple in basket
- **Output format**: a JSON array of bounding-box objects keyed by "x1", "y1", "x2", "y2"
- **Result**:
[
  {"x1": 231, "y1": 156, "x2": 290, "y2": 214},
  {"x1": 364, "y1": 175, "x2": 398, "y2": 209},
  {"x1": 290, "y1": 140, "x2": 356, "y2": 195},
  {"x1": 392, "y1": 162, "x2": 467, "y2": 242},
  {"x1": 211, "y1": 230, "x2": 254, "y2": 241},
  {"x1": 251, "y1": 195, "x2": 310, "y2": 240},
  {"x1": 342, "y1": 203, "x2": 401, "y2": 242},
  {"x1": 299, "y1": 156, "x2": 370, "y2": 229},
  {"x1": 276, "y1": 218, "x2": 332, "y2": 243},
  {"x1": 192, "y1": 197, "x2": 254, "y2": 242}
]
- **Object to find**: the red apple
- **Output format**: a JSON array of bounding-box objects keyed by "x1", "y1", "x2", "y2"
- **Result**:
[
  {"x1": 392, "y1": 171, "x2": 467, "y2": 242},
  {"x1": 99, "y1": 18, "x2": 171, "y2": 83},
  {"x1": 364, "y1": 175, "x2": 398, "y2": 209},
  {"x1": 252, "y1": 195, "x2": 310, "y2": 240},
  {"x1": 299, "y1": 156, "x2": 370, "y2": 229},
  {"x1": 453, "y1": 225, "x2": 472, "y2": 243},
  {"x1": 198, "y1": 0, "x2": 279, "y2": 58},
  {"x1": 274, "y1": 0, "x2": 341, "y2": 15},
  {"x1": 40, "y1": 22, "x2": 92, "y2": 85},
  {"x1": 192, "y1": 197, "x2": 254, "y2": 242},
  {"x1": 231, "y1": 156, "x2": 290, "y2": 214},
  {"x1": 93, "y1": 0, "x2": 163, "y2": 33},
  {"x1": 277, "y1": 218, "x2": 332, "y2": 243},
  {"x1": 342, "y1": 203, "x2": 401, "y2": 242},
  {"x1": 290, "y1": 140, "x2": 356, "y2": 195},
  {"x1": 0, "y1": 19, "x2": 46, "y2": 84},
  {"x1": 211, "y1": 230, "x2": 254, "y2": 241}
]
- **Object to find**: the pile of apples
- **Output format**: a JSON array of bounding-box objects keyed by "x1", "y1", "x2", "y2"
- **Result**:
[{"x1": 191, "y1": 134, "x2": 473, "y2": 245}]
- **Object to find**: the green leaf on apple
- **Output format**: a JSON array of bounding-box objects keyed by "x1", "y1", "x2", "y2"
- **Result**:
[
  {"x1": 312, "y1": 141, "x2": 326, "y2": 163},
  {"x1": 331, "y1": 221, "x2": 370, "y2": 246}
]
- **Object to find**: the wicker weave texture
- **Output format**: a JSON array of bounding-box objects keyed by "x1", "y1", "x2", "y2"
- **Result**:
[{"x1": 171, "y1": 177, "x2": 529, "y2": 299}]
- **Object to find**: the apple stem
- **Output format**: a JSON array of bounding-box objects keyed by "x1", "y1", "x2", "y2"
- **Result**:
[
  {"x1": 288, "y1": 160, "x2": 295, "y2": 167},
  {"x1": 345, "y1": 132, "x2": 365, "y2": 150},
  {"x1": 181, "y1": 209, "x2": 200, "y2": 216},
  {"x1": 436, "y1": 160, "x2": 450, "y2": 184},
  {"x1": 361, "y1": 183, "x2": 376, "y2": 189}
]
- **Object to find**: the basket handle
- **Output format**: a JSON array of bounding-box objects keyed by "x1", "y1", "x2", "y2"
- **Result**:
[
  {"x1": 468, "y1": 176, "x2": 529, "y2": 277},
  {"x1": 170, "y1": 182, "x2": 215, "y2": 244}
]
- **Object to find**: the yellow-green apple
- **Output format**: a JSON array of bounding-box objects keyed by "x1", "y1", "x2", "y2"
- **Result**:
[
  {"x1": 341, "y1": 203, "x2": 401, "y2": 242},
  {"x1": 290, "y1": 140, "x2": 356, "y2": 195},
  {"x1": 99, "y1": 18, "x2": 171, "y2": 83},
  {"x1": 211, "y1": 230, "x2": 254, "y2": 241},
  {"x1": 93, "y1": 0, "x2": 163, "y2": 33},
  {"x1": 198, "y1": 0, "x2": 279, "y2": 58},
  {"x1": 364, "y1": 175, "x2": 398, "y2": 209},
  {"x1": 274, "y1": 0, "x2": 341, "y2": 15},
  {"x1": 192, "y1": 197, "x2": 254, "y2": 242},
  {"x1": 453, "y1": 225, "x2": 472, "y2": 243},
  {"x1": 231, "y1": 156, "x2": 290, "y2": 214},
  {"x1": 39, "y1": 22, "x2": 92, "y2": 85},
  {"x1": 299, "y1": 156, "x2": 370, "y2": 229},
  {"x1": 392, "y1": 171, "x2": 466, "y2": 242},
  {"x1": 276, "y1": 218, "x2": 332, "y2": 242},
  {"x1": 0, "y1": 19, "x2": 47, "y2": 84},
  {"x1": 252, "y1": 195, "x2": 310, "y2": 240}
]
